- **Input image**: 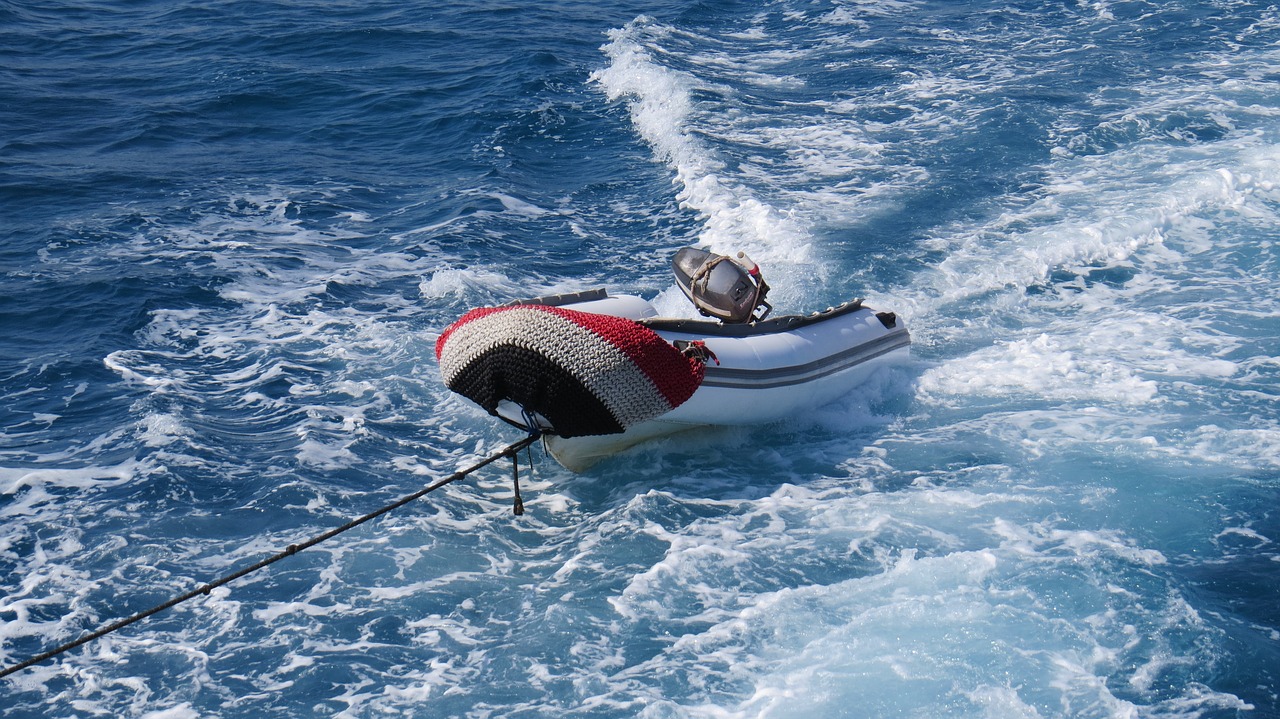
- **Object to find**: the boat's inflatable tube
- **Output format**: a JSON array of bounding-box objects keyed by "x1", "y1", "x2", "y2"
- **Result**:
[
  {"x1": 437, "y1": 288, "x2": 910, "y2": 471},
  {"x1": 435, "y1": 304, "x2": 706, "y2": 438}
]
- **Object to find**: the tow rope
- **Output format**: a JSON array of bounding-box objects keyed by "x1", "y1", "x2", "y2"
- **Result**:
[{"x1": 0, "y1": 432, "x2": 540, "y2": 680}]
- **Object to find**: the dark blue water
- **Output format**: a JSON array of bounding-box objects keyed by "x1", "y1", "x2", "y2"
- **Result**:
[{"x1": 3, "y1": 1, "x2": 1278, "y2": 716}]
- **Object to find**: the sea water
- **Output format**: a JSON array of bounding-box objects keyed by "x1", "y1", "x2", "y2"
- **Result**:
[{"x1": 1, "y1": 1, "x2": 1277, "y2": 717}]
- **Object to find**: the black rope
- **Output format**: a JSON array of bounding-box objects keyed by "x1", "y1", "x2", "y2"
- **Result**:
[
  {"x1": 0, "y1": 433, "x2": 540, "y2": 680},
  {"x1": 511, "y1": 452, "x2": 524, "y2": 516},
  {"x1": 508, "y1": 428, "x2": 542, "y2": 516}
]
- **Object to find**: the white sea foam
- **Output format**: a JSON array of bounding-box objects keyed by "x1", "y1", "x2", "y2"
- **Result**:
[
  {"x1": 418, "y1": 267, "x2": 522, "y2": 300},
  {"x1": 589, "y1": 476, "x2": 1244, "y2": 717},
  {"x1": 591, "y1": 18, "x2": 816, "y2": 307},
  {"x1": 138, "y1": 412, "x2": 191, "y2": 448},
  {"x1": 854, "y1": 52, "x2": 1280, "y2": 476},
  {"x1": 883, "y1": 148, "x2": 1280, "y2": 327},
  {"x1": 139, "y1": 703, "x2": 199, "y2": 719},
  {"x1": 918, "y1": 332, "x2": 1162, "y2": 406},
  {"x1": 0, "y1": 460, "x2": 140, "y2": 496}
]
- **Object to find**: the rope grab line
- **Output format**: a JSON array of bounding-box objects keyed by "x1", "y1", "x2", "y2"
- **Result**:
[{"x1": 0, "y1": 433, "x2": 540, "y2": 680}]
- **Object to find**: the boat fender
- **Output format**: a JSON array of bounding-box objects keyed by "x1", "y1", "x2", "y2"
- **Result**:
[{"x1": 436, "y1": 304, "x2": 708, "y2": 438}]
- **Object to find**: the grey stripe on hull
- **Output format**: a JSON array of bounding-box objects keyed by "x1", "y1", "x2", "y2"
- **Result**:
[{"x1": 699, "y1": 330, "x2": 910, "y2": 390}]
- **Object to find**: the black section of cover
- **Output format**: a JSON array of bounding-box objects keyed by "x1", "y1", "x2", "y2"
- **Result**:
[{"x1": 447, "y1": 344, "x2": 624, "y2": 438}]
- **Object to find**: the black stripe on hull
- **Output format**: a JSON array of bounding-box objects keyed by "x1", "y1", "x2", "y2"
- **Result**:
[{"x1": 700, "y1": 330, "x2": 911, "y2": 390}]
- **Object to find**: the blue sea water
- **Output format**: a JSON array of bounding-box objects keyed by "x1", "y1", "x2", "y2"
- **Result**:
[{"x1": 2, "y1": 0, "x2": 1278, "y2": 716}]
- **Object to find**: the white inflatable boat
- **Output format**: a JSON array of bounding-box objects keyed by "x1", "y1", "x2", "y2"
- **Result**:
[
  {"x1": 437, "y1": 247, "x2": 910, "y2": 471},
  {"x1": 488, "y1": 288, "x2": 910, "y2": 470}
]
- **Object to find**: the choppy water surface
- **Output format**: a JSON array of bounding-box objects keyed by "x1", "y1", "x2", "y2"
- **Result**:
[{"x1": 1, "y1": 1, "x2": 1277, "y2": 716}]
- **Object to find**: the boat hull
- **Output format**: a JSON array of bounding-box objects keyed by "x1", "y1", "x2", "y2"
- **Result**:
[{"x1": 508, "y1": 292, "x2": 910, "y2": 471}]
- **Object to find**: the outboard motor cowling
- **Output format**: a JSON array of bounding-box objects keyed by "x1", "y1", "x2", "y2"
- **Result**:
[{"x1": 671, "y1": 247, "x2": 772, "y2": 323}]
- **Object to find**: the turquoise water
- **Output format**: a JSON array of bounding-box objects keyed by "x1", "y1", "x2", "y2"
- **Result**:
[{"x1": 2, "y1": 1, "x2": 1278, "y2": 716}]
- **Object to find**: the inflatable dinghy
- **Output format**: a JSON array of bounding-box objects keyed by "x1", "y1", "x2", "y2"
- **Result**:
[{"x1": 436, "y1": 249, "x2": 910, "y2": 471}]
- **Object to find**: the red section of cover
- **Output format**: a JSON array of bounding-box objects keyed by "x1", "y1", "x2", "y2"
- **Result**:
[
  {"x1": 436, "y1": 304, "x2": 704, "y2": 409},
  {"x1": 543, "y1": 306, "x2": 703, "y2": 408},
  {"x1": 435, "y1": 305, "x2": 506, "y2": 360}
]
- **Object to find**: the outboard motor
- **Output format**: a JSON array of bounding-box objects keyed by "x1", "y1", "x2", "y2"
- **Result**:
[{"x1": 671, "y1": 247, "x2": 772, "y2": 323}]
